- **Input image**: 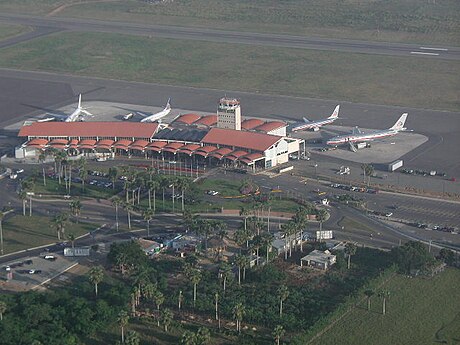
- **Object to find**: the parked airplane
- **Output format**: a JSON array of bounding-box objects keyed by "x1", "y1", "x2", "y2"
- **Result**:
[
  {"x1": 138, "y1": 98, "x2": 171, "y2": 123},
  {"x1": 326, "y1": 113, "x2": 409, "y2": 148},
  {"x1": 38, "y1": 94, "x2": 93, "y2": 122},
  {"x1": 291, "y1": 105, "x2": 340, "y2": 132}
]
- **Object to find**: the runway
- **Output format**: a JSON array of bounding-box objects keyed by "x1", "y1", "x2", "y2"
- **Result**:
[
  {"x1": 0, "y1": 68, "x2": 459, "y2": 177},
  {"x1": 0, "y1": 13, "x2": 458, "y2": 60}
]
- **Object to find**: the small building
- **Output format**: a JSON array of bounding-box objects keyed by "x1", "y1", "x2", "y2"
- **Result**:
[
  {"x1": 64, "y1": 247, "x2": 90, "y2": 257},
  {"x1": 171, "y1": 235, "x2": 200, "y2": 252},
  {"x1": 137, "y1": 238, "x2": 163, "y2": 256},
  {"x1": 300, "y1": 250, "x2": 336, "y2": 270}
]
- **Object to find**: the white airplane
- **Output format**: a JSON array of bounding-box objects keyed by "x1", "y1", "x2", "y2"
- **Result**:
[
  {"x1": 138, "y1": 98, "x2": 171, "y2": 123},
  {"x1": 291, "y1": 105, "x2": 340, "y2": 132},
  {"x1": 38, "y1": 94, "x2": 93, "y2": 122},
  {"x1": 326, "y1": 113, "x2": 409, "y2": 147}
]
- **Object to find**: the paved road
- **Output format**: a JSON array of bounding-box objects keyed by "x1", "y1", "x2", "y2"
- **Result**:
[{"x1": 0, "y1": 13, "x2": 459, "y2": 60}]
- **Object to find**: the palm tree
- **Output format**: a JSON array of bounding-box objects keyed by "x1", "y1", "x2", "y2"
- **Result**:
[
  {"x1": 362, "y1": 164, "x2": 374, "y2": 186},
  {"x1": 0, "y1": 300, "x2": 6, "y2": 321},
  {"x1": 178, "y1": 290, "x2": 184, "y2": 311},
  {"x1": 316, "y1": 208, "x2": 328, "y2": 234},
  {"x1": 146, "y1": 179, "x2": 159, "y2": 211},
  {"x1": 19, "y1": 189, "x2": 27, "y2": 216},
  {"x1": 50, "y1": 212, "x2": 69, "y2": 241},
  {"x1": 278, "y1": 284, "x2": 289, "y2": 317},
  {"x1": 188, "y1": 268, "x2": 201, "y2": 307},
  {"x1": 117, "y1": 310, "x2": 129, "y2": 343},
  {"x1": 142, "y1": 208, "x2": 154, "y2": 237},
  {"x1": 161, "y1": 308, "x2": 173, "y2": 332},
  {"x1": 124, "y1": 202, "x2": 133, "y2": 230},
  {"x1": 378, "y1": 290, "x2": 390, "y2": 315},
  {"x1": 234, "y1": 227, "x2": 251, "y2": 249},
  {"x1": 234, "y1": 254, "x2": 248, "y2": 285},
  {"x1": 293, "y1": 207, "x2": 309, "y2": 252},
  {"x1": 262, "y1": 232, "x2": 274, "y2": 264},
  {"x1": 68, "y1": 233, "x2": 76, "y2": 249},
  {"x1": 273, "y1": 325, "x2": 285, "y2": 345},
  {"x1": 196, "y1": 327, "x2": 211, "y2": 345},
  {"x1": 345, "y1": 242, "x2": 357, "y2": 269},
  {"x1": 364, "y1": 290, "x2": 374, "y2": 311},
  {"x1": 78, "y1": 167, "x2": 88, "y2": 191},
  {"x1": 160, "y1": 176, "x2": 170, "y2": 210},
  {"x1": 124, "y1": 330, "x2": 140, "y2": 345},
  {"x1": 251, "y1": 235, "x2": 263, "y2": 266},
  {"x1": 177, "y1": 177, "x2": 190, "y2": 212},
  {"x1": 112, "y1": 196, "x2": 122, "y2": 231},
  {"x1": 281, "y1": 222, "x2": 293, "y2": 260},
  {"x1": 219, "y1": 262, "x2": 232, "y2": 292},
  {"x1": 153, "y1": 290, "x2": 165, "y2": 326},
  {"x1": 69, "y1": 199, "x2": 82, "y2": 223},
  {"x1": 239, "y1": 206, "x2": 251, "y2": 231},
  {"x1": 38, "y1": 151, "x2": 47, "y2": 186},
  {"x1": 180, "y1": 331, "x2": 196, "y2": 345},
  {"x1": 88, "y1": 266, "x2": 104, "y2": 297},
  {"x1": 233, "y1": 302, "x2": 245, "y2": 334},
  {"x1": 108, "y1": 167, "x2": 119, "y2": 190},
  {"x1": 0, "y1": 211, "x2": 4, "y2": 255}
]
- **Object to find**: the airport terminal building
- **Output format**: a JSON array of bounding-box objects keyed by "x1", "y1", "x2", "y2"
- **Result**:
[{"x1": 16, "y1": 98, "x2": 303, "y2": 170}]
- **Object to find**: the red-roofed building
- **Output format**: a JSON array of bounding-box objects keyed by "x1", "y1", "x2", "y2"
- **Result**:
[
  {"x1": 174, "y1": 113, "x2": 201, "y2": 125},
  {"x1": 241, "y1": 118, "x2": 264, "y2": 130},
  {"x1": 194, "y1": 115, "x2": 217, "y2": 127},
  {"x1": 255, "y1": 121, "x2": 287, "y2": 136},
  {"x1": 201, "y1": 128, "x2": 281, "y2": 152}
]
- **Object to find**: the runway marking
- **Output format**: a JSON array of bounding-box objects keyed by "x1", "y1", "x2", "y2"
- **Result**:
[
  {"x1": 419, "y1": 47, "x2": 448, "y2": 51},
  {"x1": 410, "y1": 51, "x2": 440, "y2": 56}
]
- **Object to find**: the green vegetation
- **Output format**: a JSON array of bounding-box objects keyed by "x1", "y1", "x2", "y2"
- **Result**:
[
  {"x1": 42, "y1": 0, "x2": 460, "y2": 45},
  {"x1": 0, "y1": 31, "x2": 458, "y2": 111},
  {"x1": 0, "y1": 24, "x2": 29, "y2": 41},
  {"x1": 1, "y1": 214, "x2": 95, "y2": 254},
  {"x1": 338, "y1": 216, "x2": 379, "y2": 236},
  {"x1": 0, "y1": 0, "x2": 66, "y2": 15},
  {"x1": 309, "y1": 268, "x2": 460, "y2": 345}
]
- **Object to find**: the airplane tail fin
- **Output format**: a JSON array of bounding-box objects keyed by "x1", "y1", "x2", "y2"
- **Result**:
[
  {"x1": 165, "y1": 98, "x2": 171, "y2": 110},
  {"x1": 328, "y1": 105, "x2": 340, "y2": 119},
  {"x1": 78, "y1": 94, "x2": 82, "y2": 109},
  {"x1": 302, "y1": 117, "x2": 310, "y2": 123},
  {"x1": 389, "y1": 113, "x2": 408, "y2": 131}
]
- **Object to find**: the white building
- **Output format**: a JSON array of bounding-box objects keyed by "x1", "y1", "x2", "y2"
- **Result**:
[{"x1": 300, "y1": 250, "x2": 336, "y2": 270}]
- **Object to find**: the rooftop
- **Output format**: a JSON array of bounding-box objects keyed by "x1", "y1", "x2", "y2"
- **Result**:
[{"x1": 201, "y1": 128, "x2": 282, "y2": 152}]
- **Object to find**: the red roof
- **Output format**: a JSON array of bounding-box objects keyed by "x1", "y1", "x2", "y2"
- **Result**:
[
  {"x1": 96, "y1": 139, "x2": 115, "y2": 149},
  {"x1": 240, "y1": 153, "x2": 264, "y2": 164},
  {"x1": 27, "y1": 138, "x2": 48, "y2": 148},
  {"x1": 226, "y1": 150, "x2": 248, "y2": 161},
  {"x1": 18, "y1": 122, "x2": 159, "y2": 139},
  {"x1": 201, "y1": 128, "x2": 282, "y2": 152},
  {"x1": 79, "y1": 139, "x2": 97, "y2": 150},
  {"x1": 175, "y1": 113, "x2": 201, "y2": 125},
  {"x1": 68, "y1": 139, "x2": 79, "y2": 148},
  {"x1": 113, "y1": 139, "x2": 132, "y2": 149},
  {"x1": 178, "y1": 144, "x2": 201, "y2": 154},
  {"x1": 241, "y1": 118, "x2": 264, "y2": 130},
  {"x1": 209, "y1": 147, "x2": 233, "y2": 159},
  {"x1": 163, "y1": 142, "x2": 184, "y2": 153},
  {"x1": 195, "y1": 145, "x2": 217, "y2": 157},
  {"x1": 255, "y1": 121, "x2": 287, "y2": 133},
  {"x1": 48, "y1": 139, "x2": 68, "y2": 145},
  {"x1": 194, "y1": 115, "x2": 217, "y2": 127},
  {"x1": 145, "y1": 141, "x2": 167, "y2": 152},
  {"x1": 130, "y1": 139, "x2": 149, "y2": 151}
]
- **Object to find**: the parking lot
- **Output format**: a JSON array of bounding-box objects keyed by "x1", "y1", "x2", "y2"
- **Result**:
[{"x1": 0, "y1": 253, "x2": 77, "y2": 291}]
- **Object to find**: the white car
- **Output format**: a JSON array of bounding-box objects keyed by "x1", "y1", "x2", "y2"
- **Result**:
[
  {"x1": 16, "y1": 169, "x2": 24, "y2": 174},
  {"x1": 207, "y1": 190, "x2": 219, "y2": 196}
]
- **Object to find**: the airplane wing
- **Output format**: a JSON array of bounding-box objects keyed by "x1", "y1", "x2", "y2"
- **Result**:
[
  {"x1": 45, "y1": 113, "x2": 68, "y2": 121},
  {"x1": 80, "y1": 109, "x2": 94, "y2": 117},
  {"x1": 136, "y1": 111, "x2": 150, "y2": 118},
  {"x1": 303, "y1": 117, "x2": 311, "y2": 123},
  {"x1": 352, "y1": 127, "x2": 362, "y2": 135}
]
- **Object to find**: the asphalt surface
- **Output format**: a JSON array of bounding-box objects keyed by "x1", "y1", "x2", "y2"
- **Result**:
[
  {"x1": 0, "y1": 13, "x2": 458, "y2": 60},
  {"x1": 0, "y1": 68, "x2": 459, "y2": 177}
]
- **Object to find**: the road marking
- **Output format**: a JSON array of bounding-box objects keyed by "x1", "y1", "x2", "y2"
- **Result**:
[
  {"x1": 410, "y1": 51, "x2": 439, "y2": 56},
  {"x1": 419, "y1": 47, "x2": 448, "y2": 51}
]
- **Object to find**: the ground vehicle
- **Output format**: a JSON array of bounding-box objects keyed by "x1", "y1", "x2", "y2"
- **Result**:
[
  {"x1": 9, "y1": 173, "x2": 17, "y2": 179},
  {"x1": 122, "y1": 112, "x2": 134, "y2": 120},
  {"x1": 16, "y1": 169, "x2": 24, "y2": 174},
  {"x1": 44, "y1": 255, "x2": 57, "y2": 261},
  {"x1": 337, "y1": 166, "x2": 350, "y2": 175},
  {"x1": 207, "y1": 190, "x2": 219, "y2": 196}
]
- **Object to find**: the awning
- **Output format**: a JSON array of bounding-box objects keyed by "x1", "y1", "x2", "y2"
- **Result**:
[
  {"x1": 208, "y1": 147, "x2": 232, "y2": 159},
  {"x1": 194, "y1": 145, "x2": 217, "y2": 157}
]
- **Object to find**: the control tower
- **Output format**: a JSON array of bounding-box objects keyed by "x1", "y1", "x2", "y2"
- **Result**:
[{"x1": 217, "y1": 97, "x2": 241, "y2": 130}]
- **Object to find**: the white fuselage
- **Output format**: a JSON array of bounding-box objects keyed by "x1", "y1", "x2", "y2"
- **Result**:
[
  {"x1": 327, "y1": 129, "x2": 399, "y2": 146},
  {"x1": 64, "y1": 108, "x2": 83, "y2": 122},
  {"x1": 140, "y1": 106, "x2": 171, "y2": 123},
  {"x1": 292, "y1": 118, "x2": 336, "y2": 132}
]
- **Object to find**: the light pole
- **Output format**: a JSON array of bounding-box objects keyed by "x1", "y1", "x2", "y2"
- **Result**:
[{"x1": 314, "y1": 162, "x2": 318, "y2": 181}]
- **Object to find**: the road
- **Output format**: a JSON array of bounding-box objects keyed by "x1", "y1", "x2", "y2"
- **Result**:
[{"x1": 0, "y1": 13, "x2": 458, "y2": 60}]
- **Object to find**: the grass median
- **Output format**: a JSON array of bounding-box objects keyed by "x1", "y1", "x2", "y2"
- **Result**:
[
  {"x1": 0, "y1": 31, "x2": 458, "y2": 111},
  {"x1": 0, "y1": 24, "x2": 30, "y2": 41},
  {"x1": 1, "y1": 214, "x2": 97, "y2": 255}
]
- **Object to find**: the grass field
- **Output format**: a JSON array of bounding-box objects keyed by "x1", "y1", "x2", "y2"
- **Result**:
[
  {"x1": 0, "y1": 31, "x2": 458, "y2": 111},
  {"x1": 0, "y1": 24, "x2": 29, "y2": 41},
  {"x1": 1, "y1": 214, "x2": 96, "y2": 254},
  {"x1": 2, "y1": 0, "x2": 458, "y2": 45},
  {"x1": 309, "y1": 268, "x2": 460, "y2": 345}
]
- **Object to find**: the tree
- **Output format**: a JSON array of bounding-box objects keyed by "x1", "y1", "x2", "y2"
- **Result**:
[
  {"x1": 378, "y1": 290, "x2": 390, "y2": 315},
  {"x1": 362, "y1": 164, "x2": 374, "y2": 186},
  {"x1": 345, "y1": 242, "x2": 357, "y2": 269},
  {"x1": 234, "y1": 227, "x2": 251, "y2": 249},
  {"x1": 153, "y1": 290, "x2": 165, "y2": 326},
  {"x1": 196, "y1": 327, "x2": 211, "y2": 345},
  {"x1": 124, "y1": 330, "x2": 140, "y2": 345},
  {"x1": 117, "y1": 310, "x2": 129, "y2": 343},
  {"x1": 19, "y1": 189, "x2": 27, "y2": 216},
  {"x1": 68, "y1": 233, "x2": 76, "y2": 249},
  {"x1": 88, "y1": 266, "x2": 104, "y2": 297},
  {"x1": 112, "y1": 196, "x2": 122, "y2": 231},
  {"x1": 38, "y1": 151, "x2": 47, "y2": 186},
  {"x1": 178, "y1": 290, "x2": 184, "y2": 311},
  {"x1": 142, "y1": 208, "x2": 154, "y2": 237},
  {"x1": 146, "y1": 179, "x2": 159, "y2": 211},
  {"x1": 438, "y1": 248, "x2": 455, "y2": 266},
  {"x1": 0, "y1": 211, "x2": 4, "y2": 255},
  {"x1": 69, "y1": 199, "x2": 82, "y2": 223},
  {"x1": 251, "y1": 234, "x2": 263, "y2": 265},
  {"x1": 161, "y1": 308, "x2": 173, "y2": 332},
  {"x1": 392, "y1": 241, "x2": 435, "y2": 274},
  {"x1": 262, "y1": 232, "x2": 274, "y2": 263},
  {"x1": 233, "y1": 302, "x2": 245, "y2": 334},
  {"x1": 187, "y1": 268, "x2": 201, "y2": 307},
  {"x1": 234, "y1": 254, "x2": 249, "y2": 285},
  {"x1": 177, "y1": 177, "x2": 190, "y2": 212},
  {"x1": 239, "y1": 206, "x2": 251, "y2": 231},
  {"x1": 124, "y1": 202, "x2": 133, "y2": 230},
  {"x1": 108, "y1": 167, "x2": 119, "y2": 190},
  {"x1": 0, "y1": 300, "x2": 6, "y2": 321},
  {"x1": 278, "y1": 285, "x2": 289, "y2": 317},
  {"x1": 219, "y1": 262, "x2": 232, "y2": 292},
  {"x1": 272, "y1": 324, "x2": 285, "y2": 345},
  {"x1": 281, "y1": 222, "x2": 293, "y2": 260},
  {"x1": 364, "y1": 290, "x2": 374, "y2": 311},
  {"x1": 316, "y1": 209, "x2": 328, "y2": 233},
  {"x1": 181, "y1": 330, "x2": 196, "y2": 345},
  {"x1": 50, "y1": 212, "x2": 69, "y2": 241}
]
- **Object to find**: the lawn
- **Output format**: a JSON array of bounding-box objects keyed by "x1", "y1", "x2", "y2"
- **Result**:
[
  {"x1": 7, "y1": 0, "x2": 457, "y2": 46},
  {"x1": 0, "y1": 24, "x2": 29, "y2": 41},
  {"x1": 308, "y1": 268, "x2": 460, "y2": 345},
  {"x1": 1, "y1": 214, "x2": 97, "y2": 254},
  {"x1": 338, "y1": 216, "x2": 380, "y2": 236},
  {"x1": 0, "y1": 31, "x2": 458, "y2": 111}
]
